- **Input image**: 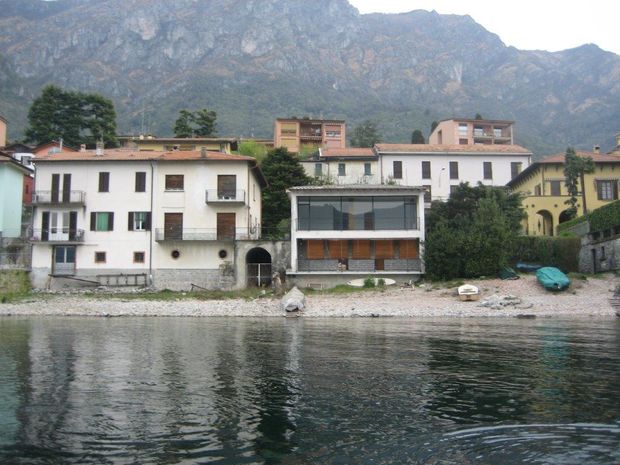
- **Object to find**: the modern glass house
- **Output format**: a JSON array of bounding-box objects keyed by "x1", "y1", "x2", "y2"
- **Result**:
[{"x1": 287, "y1": 185, "x2": 425, "y2": 286}]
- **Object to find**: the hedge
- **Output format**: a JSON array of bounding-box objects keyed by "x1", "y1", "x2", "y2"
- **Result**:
[
  {"x1": 557, "y1": 199, "x2": 620, "y2": 234},
  {"x1": 511, "y1": 236, "x2": 581, "y2": 272}
]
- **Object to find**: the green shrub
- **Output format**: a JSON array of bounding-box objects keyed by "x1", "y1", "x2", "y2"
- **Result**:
[
  {"x1": 377, "y1": 278, "x2": 386, "y2": 287},
  {"x1": 0, "y1": 270, "x2": 31, "y2": 303},
  {"x1": 363, "y1": 277, "x2": 376, "y2": 288},
  {"x1": 511, "y1": 236, "x2": 580, "y2": 272}
]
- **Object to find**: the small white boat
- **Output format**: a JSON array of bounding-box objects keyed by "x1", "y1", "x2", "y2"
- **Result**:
[
  {"x1": 458, "y1": 284, "x2": 480, "y2": 301},
  {"x1": 347, "y1": 278, "x2": 396, "y2": 288}
]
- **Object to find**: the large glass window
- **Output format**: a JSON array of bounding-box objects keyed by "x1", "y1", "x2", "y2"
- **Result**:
[{"x1": 297, "y1": 196, "x2": 417, "y2": 231}]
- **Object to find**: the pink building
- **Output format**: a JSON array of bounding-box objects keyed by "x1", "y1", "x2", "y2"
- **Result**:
[{"x1": 429, "y1": 118, "x2": 514, "y2": 145}]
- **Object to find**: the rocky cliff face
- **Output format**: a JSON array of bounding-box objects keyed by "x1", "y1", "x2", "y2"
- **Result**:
[{"x1": 1, "y1": 0, "x2": 619, "y2": 155}]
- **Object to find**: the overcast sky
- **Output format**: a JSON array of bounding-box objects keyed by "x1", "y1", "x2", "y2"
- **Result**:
[{"x1": 348, "y1": 0, "x2": 620, "y2": 55}]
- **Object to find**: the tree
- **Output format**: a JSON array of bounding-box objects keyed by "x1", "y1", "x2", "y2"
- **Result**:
[
  {"x1": 475, "y1": 113, "x2": 483, "y2": 120},
  {"x1": 25, "y1": 85, "x2": 117, "y2": 148},
  {"x1": 411, "y1": 129, "x2": 425, "y2": 144},
  {"x1": 349, "y1": 120, "x2": 382, "y2": 148},
  {"x1": 260, "y1": 147, "x2": 311, "y2": 235},
  {"x1": 238, "y1": 140, "x2": 268, "y2": 164},
  {"x1": 563, "y1": 147, "x2": 594, "y2": 219},
  {"x1": 173, "y1": 108, "x2": 217, "y2": 137},
  {"x1": 430, "y1": 121, "x2": 439, "y2": 134},
  {"x1": 424, "y1": 183, "x2": 524, "y2": 280}
]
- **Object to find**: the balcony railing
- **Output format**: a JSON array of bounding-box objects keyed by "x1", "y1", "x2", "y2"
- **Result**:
[
  {"x1": 154, "y1": 227, "x2": 259, "y2": 242},
  {"x1": 33, "y1": 191, "x2": 86, "y2": 205},
  {"x1": 205, "y1": 190, "x2": 246, "y2": 204},
  {"x1": 295, "y1": 218, "x2": 420, "y2": 231},
  {"x1": 296, "y1": 258, "x2": 422, "y2": 272},
  {"x1": 28, "y1": 228, "x2": 85, "y2": 243}
]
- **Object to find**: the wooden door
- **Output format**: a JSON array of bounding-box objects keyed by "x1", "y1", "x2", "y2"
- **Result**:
[
  {"x1": 51, "y1": 174, "x2": 60, "y2": 203},
  {"x1": 217, "y1": 213, "x2": 236, "y2": 240},
  {"x1": 164, "y1": 213, "x2": 183, "y2": 240},
  {"x1": 62, "y1": 174, "x2": 71, "y2": 203}
]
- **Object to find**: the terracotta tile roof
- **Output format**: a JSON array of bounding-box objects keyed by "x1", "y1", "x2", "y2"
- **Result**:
[
  {"x1": 320, "y1": 147, "x2": 376, "y2": 158},
  {"x1": 33, "y1": 149, "x2": 256, "y2": 162},
  {"x1": 375, "y1": 143, "x2": 531, "y2": 154},
  {"x1": 507, "y1": 150, "x2": 620, "y2": 188},
  {"x1": 538, "y1": 151, "x2": 620, "y2": 163}
]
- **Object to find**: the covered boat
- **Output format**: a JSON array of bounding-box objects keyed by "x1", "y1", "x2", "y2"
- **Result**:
[
  {"x1": 458, "y1": 284, "x2": 480, "y2": 301},
  {"x1": 536, "y1": 267, "x2": 571, "y2": 291}
]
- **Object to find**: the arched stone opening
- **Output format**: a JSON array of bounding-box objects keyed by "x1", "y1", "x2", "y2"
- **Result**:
[
  {"x1": 246, "y1": 247, "x2": 272, "y2": 287},
  {"x1": 558, "y1": 209, "x2": 574, "y2": 225},
  {"x1": 536, "y1": 210, "x2": 554, "y2": 236}
]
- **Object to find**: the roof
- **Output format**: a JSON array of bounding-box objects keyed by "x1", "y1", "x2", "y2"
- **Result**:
[
  {"x1": 33, "y1": 149, "x2": 268, "y2": 187},
  {"x1": 319, "y1": 147, "x2": 376, "y2": 159},
  {"x1": 121, "y1": 136, "x2": 239, "y2": 143},
  {"x1": 0, "y1": 115, "x2": 6, "y2": 123},
  {"x1": 276, "y1": 117, "x2": 345, "y2": 124},
  {"x1": 33, "y1": 141, "x2": 78, "y2": 154},
  {"x1": 437, "y1": 117, "x2": 514, "y2": 125},
  {"x1": 507, "y1": 150, "x2": 620, "y2": 187},
  {"x1": 287, "y1": 184, "x2": 424, "y2": 194},
  {"x1": 1, "y1": 143, "x2": 34, "y2": 153},
  {"x1": 0, "y1": 152, "x2": 34, "y2": 174},
  {"x1": 375, "y1": 143, "x2": 531, "y2": 155}
]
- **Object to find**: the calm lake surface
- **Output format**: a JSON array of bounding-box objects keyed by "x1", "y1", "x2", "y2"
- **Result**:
[{"x1": 0, "y1": 316, "x2": 619, "y2": 465}]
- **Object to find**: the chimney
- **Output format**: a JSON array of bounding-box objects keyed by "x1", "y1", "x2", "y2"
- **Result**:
[
  {"x1": 593, "y1": 145, "x2": 600, "y2": 154},
  {"x1": 200, "y1": 147, "x2": 207, "y2": 158},
  {"x1": 80, "y1": 144, "x2": 86, "y2": 152},
  {"x1": 95, "y1": 141, "x2": 104, "y2": 157}
]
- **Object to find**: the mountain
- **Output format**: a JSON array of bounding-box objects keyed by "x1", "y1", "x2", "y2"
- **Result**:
[{"x1": 0, "y1": 0, "x2": 619, "y2": 156}]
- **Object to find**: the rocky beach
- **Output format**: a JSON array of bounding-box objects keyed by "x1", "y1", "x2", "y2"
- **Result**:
[{"x1": 0, "y1": 274, "x2": 617, "y2": 318}]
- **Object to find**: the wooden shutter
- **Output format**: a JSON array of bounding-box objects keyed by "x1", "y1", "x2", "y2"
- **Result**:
[
  {"x1": 128, "y1": 212, "x2": 134, "y2": 231},
  {"x1": 135, "y1": 172, "x2": 146, "y2": 192},
  {"x1": 90, "y1": 212, "x2": 96, "y2": 231},
  {"x1": 108, "y1": 212, "x2": 114, "y2": 231},
  {"x1": 41, "y1": 212, "x2": 49, "y2": 241},
  {"x1": 393, "y1": 161, "x2": 402, "y2": 179},
  {"x1": 99, "y1": 172, "x2": 109, "y2": 192},
  {"x1": 217, "y1": 175, "x2": 236, "y2": 198},
  {"x1": 422, "y1": 161, "x2": 431, "y2": 179},
  {"x1": 145, "y1": 212, "x2": 151, "y2": 231},
  {"x1": 328, "y1": 240, "x2": 347, "y2": 259},
  {"x1": 217, "y1": 212, "x2": 236, "y2": 240},
  {"x1": 51, "y1": 174, "x2": 60, "y2": 203},
  {"x1": 306, "y1": 240, "x2": 324, "y2": 259},
  {"x1": 69, "y1": 211, "x2": 77, "y2": 240},
  {"x1": 375, "y1": 240, "x2": 394, "y2": 259},
  {"x1": 400, "y1": 239, "x2": 419, "y2": 259},
  {"x1": 352, "y1": 240, "x2": 371, "y2": 259},
  {"x1": 164, "y1": 213, "x2": 183, "y2": 240},
  {"x1": 62, "y1": 174, "x2": 71, "y2": 202},
  {"x1": 449, "y1": 162, "x2": 459, "y2": 180}
]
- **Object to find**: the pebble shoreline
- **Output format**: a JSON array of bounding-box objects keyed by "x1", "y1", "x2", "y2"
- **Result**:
[{"x1": 1, "y1": 275, "x2": 617, "y2": 318}]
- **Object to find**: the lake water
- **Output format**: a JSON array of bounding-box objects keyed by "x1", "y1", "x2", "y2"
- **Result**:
[{"x1": 0, "y1": 316, "x2": 619, "y2": 464}]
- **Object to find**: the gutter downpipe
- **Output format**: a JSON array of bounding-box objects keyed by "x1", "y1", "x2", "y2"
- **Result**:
[{"x1": 149, "y1": 160, "x2": 154, "y2": 286}]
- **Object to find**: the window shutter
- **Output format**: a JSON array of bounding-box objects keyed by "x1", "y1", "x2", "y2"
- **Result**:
[
  {"x1": 614, "y1": 182, "x2": 619, "y2": 200},
  {"x1": 128, "y1": 212, "x2": 134, "y2": 231},
  {"x1": 145, "y1": 212, "x2": 152, "y2": 231},
  {"x1": 69, "y1": 211, "x2": 77, "y2": 240},
  {"x1": 108, "y1": 212, "x2": 114, "y2": 231},
  {"x1": 41, "y1": 212, "x2": 49, "y2": 241},
  {"x1": 90, "y1": 212, "x2": 96, "y2": 231}
]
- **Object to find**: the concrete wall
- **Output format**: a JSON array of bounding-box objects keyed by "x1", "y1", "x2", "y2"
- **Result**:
[{"x1": 579, "y1": 234, "x2": 620, "y2": 274}]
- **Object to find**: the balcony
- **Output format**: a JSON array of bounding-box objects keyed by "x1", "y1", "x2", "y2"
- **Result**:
[
  {"x1": 29, "y1": 228, "x2": 85, "y2": 243},
  {"x1": 205, "y1": 190, "x2": 246, "y2": 204},
  {"x1": 33, "y1": 191, "x2": 86, "y2": 206},
  {"x1": 296, "y1": 258, "x2": 422, "y2": 273},
  {"x1": 154, "y1": 227, "x2": 259, "y2": 242}
]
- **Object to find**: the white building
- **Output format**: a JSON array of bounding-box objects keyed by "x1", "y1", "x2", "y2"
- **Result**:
[
  {"x1": 287, "y1": 185, "x2": 425, "y2": 286},
  {"x1": 375, "y1": 144, "x2": 532, "y2": 205},
  {"x1": 301, "y1": 147, "x2": 379, "y2": 185},
  {"x1": 30, "y1": 148, "x2": 266, "y2": 290}
]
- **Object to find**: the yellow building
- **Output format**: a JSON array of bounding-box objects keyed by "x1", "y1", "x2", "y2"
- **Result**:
[
  {"x1": 274, "y1": 118, "x2": 346, "y2": 153},
  {"x1": 507, "y1": 149, "x2": 620, "y2": 236},
  {"x1": 118, "y1": 136, "x2": 238, "y2": 154}
]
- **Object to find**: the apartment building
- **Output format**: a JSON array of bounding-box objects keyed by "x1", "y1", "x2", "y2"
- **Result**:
[
  {"x1": 118, "y1": 136, "x2": 238, "y2": 154},
  {"x1": 0, "y1": 152, "x2": 33, "y2": 238},
  {"x1": 30, "y1": 148, "x2": 266, "y2": 290},
  {"x1": 429, "y1": 118, "x2": 514, "y2": 145},
  {"x1": 287, "y1": 185, "x2": 425, "y2": 286},
  {"x1": 274, "y1": 118, "x2": 346, "y2": 153},
  {"x1": 301, "y1": 147, "x2": 379, "y2": 184},
  {"x1": 507, "y1": 149, "x2": 620, "y2": 236},
  {"x1": 376, "y1": 144, "x2": 532, "y2": 206}
]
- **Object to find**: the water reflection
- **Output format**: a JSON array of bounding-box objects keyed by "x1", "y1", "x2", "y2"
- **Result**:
[{"x1": 0, "y1": 317, "x2": 618, "y2": 464}]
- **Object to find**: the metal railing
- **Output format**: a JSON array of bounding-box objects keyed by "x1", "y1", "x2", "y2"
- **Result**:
[
  {"x1": 29, "y1": 229, "x2": 85, "y2": 242},
  {"x1": 296, "y1": 258, "x2": 422, "y2": 272},
  {"x1": 205, "y1": 190, "x2": 246, "y2": 203},
  {"x1": 154, "y1": 227, "x2": 260, "y2": 242},
  {"x1": 33, "y1": 190, "x2": 86, "y2": 205},
  {"x1": 294, "y1": 217, "x2": 420, "y2": 231}
]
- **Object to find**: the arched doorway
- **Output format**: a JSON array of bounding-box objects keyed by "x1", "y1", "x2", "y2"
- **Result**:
[
  {"x1": 246, "y1": 247, "x2": 272, "y2": 287},
  {"x1": 536, "y1": 210, "x2": 554, "y2": 236},
  {"x1": 558, "y1": 209, "x2": 574, "y2": 225}
]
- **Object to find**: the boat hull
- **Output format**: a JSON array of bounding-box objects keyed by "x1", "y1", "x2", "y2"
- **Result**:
[{"x1": 536, "y1": 267, "x2": 571, "y2": 291}]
